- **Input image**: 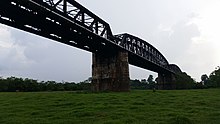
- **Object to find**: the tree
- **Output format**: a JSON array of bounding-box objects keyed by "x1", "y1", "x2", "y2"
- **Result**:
[
  {"x1": 147, "y1": 75, "x2": 155, "y2": 89},
  {"x1": 175, "y1": 72, "x2": 195, "y2": 89},
  {"x1": 201, "y1": 74, "x2": 208, "y2": 85},
  {"x1": 147, "y1": 75, "x2": 154, "y2": 83},
  {"x1": 0, "y1": 76, "x2": 93, "y2": 92},
  {"x1": 82, "y1": 77, "x2": 92, "y2": 84},
  {"x1": 141, "y1": 79, "x2": 147, "y2": 84},
  {"x1": 208, "y1": 66, "x2": 220, "y2": 88}
]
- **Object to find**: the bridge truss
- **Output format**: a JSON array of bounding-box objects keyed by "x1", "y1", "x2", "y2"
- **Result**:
[{"x1": 0, "y1": 0, "x2": 180, "y2": 74}]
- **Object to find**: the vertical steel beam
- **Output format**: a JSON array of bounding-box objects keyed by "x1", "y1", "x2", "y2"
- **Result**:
[
  {"x1": 95, "y1": 21, "x2": 98, "y2": 34},
  {"x1": 81, "y1": 12, "x2": 84, "y2": 24},
  {"x1": 63, "y1": 0, "x2": 67, "y2": 14}
]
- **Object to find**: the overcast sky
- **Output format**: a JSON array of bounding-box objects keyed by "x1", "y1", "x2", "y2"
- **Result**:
[{"x1": 0, "y1": 0, "x2": 220, "y2": 82}]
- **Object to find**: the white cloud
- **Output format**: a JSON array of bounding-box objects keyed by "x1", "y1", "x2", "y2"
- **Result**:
[
  {"x1": 153, "y1": 2, "x2": 220, "y2": 81},
  {"x1": 153, "y1": 15, "x2": 205, "y2": 80},
  {"x1": 0, "y1": 26, "x2": 13, "y2": 48},
  {"x1": 0, "y1": 25, "x2": 34, "y2": 72},
  {"x1": 187, "y1": 1, "x2": 220, "y2": 78}
]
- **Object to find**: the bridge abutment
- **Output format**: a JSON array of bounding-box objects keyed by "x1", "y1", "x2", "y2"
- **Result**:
[
  {"x1": 91, "y1": 50, "x2": 130, "y2": 92},
  {"x1": 157, "y1": 73, "x2": 176, "y2": 90}
]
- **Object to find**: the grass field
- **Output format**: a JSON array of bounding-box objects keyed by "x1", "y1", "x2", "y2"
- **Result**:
[{"x1": 0, "y1": 89, "x2": 220, "y2": 124}]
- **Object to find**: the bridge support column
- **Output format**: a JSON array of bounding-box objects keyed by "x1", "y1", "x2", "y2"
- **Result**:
[
  {"x1": 157, "y1": 73, "x2": 176, "y2": 90},
  {"x1": 91, "y1": 50, "x2": 130, "y2": 92}
]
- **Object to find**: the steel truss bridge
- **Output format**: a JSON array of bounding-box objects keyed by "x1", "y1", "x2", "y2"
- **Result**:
[{"x1": 0, "y1": 0, "x2": 182, "y2": 91}]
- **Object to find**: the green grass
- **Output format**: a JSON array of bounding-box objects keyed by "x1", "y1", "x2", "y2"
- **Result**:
[{"x1": 0, "y1": 89, "x2": 220, "y2": 124}]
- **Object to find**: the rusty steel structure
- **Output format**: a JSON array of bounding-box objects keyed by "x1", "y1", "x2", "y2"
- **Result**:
[{"x1": 0, "y1": 0, "x2": 182, "y2": 91}]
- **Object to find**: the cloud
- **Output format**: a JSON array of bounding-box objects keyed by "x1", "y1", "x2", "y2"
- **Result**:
[
  {"x1": 155, "y1": 17, "x2": 200, "y2": 62},
  {"x1": 153, "y1": 11, "x2": 220, "y2": 81},
  {"x1": 0, "y1": 25, "x2": 34, "y2": 73},
  {"x1": 151, "y1": 15, "x2": 204, "y2": 80},
  {"x1": 0, "y1": 24, "x2": 92, "y2": 82}
]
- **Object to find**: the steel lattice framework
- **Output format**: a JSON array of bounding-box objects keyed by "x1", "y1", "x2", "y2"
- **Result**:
[
  {"x1": 115, "y1": 33, "x2": 169, "y2": 68},
  {"x1": 0, "y1": 0, "x2": 181, "y2": 74},
  {"x1": 41, "y1": 0, "x2": 113, "y2": 38}
]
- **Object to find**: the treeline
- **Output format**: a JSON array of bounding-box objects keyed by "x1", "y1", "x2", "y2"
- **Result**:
[
  {"x1": 130, "y1": 73, "x2": 196, "y2": 90},
  {"x1": 0, "y1": 67, "x2": 220, "y2": 92},
  {"x1": 0, "y1": 77, "x2": 90, "y2": 92},
  {"x1": 200, "y1": 66, "x2": 220, "y2": 88},
  {"x1": 130, "y1": 67, "x2": 220, "y2": 90},
  {"x1": 130, "y1": 75, "x2": 156, "y2": 90}
]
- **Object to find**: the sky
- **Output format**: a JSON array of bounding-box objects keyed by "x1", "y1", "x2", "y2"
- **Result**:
[{"x1": 0, "y1": 0, "x2": 220, "y2": 82}]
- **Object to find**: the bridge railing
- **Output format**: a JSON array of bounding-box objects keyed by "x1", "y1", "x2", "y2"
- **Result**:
[{"x1": 33, "y1": 0, "x2": 113, "y2": 39}]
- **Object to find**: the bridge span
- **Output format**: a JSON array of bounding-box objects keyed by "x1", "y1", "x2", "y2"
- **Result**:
[{"x1": 0, "y1": 0, "x2": 182, "y2": 91}]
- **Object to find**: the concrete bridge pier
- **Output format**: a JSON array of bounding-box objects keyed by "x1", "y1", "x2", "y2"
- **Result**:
[
  {"x1": 157, "y1": 73, "x2": 176, "y2": 90},
  {"x1": 91, "y1": 50, "x2": 130, "y2": 92}
]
